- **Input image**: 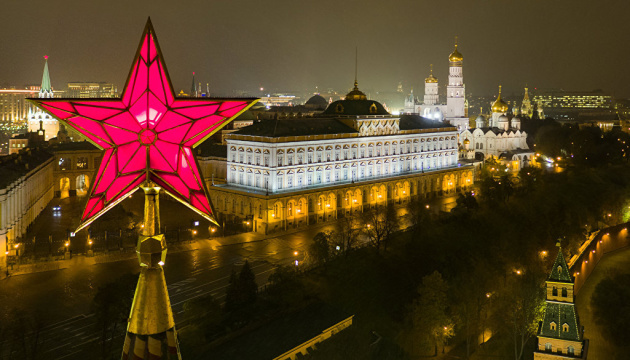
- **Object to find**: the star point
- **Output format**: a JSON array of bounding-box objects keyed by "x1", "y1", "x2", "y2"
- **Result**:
[{"x1": 31, "y1": 19, "x2": 257, "y2": 231}]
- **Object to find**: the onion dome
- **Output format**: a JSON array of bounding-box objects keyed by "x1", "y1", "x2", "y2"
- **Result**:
[
  {"x1": 475, "y1": 114, "x2": 486, "y2": 128},
  {"x1": 345, "y1": 80, "x2": 367, "y2": 101},
  {"x1": 449, "y1": 45, "x2": 463, "y2": 62},
  {"x1": 463, "y1": 138, "x2": 470, "y2": 145},
  {"x1": 425, "y1": 64, "x2": 438, "y2": 83},
  {"x1": 491, "y1": 85, "x2": 509, "y2": 113}
]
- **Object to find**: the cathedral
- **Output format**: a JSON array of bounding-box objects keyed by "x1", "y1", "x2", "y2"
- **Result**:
[
  {"x1": 534, "y1": 244, "x2": 588, "y2": 359},
  {"x1": 27, "y1": 56, "x2": 58, "y2": 141},
  {"x1": 404, "y1": 42, "x2": 468, "y2": 132},
  {"x1": 459, "y1": 86, "x2": 534, "y2": 170}
]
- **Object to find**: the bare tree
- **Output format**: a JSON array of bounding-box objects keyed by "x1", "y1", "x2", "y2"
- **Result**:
[
  {"x1": 335, "y1": 213, "x2": 360, "y2": 256},
  {"x1": 361, "y1": 205, "x2": 399, "y2": 252}
]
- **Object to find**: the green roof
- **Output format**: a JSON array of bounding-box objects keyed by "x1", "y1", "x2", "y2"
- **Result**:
[
  {"x1": 323, "y1": 99, "x2": 389, "y2": 116},
  {"x1": 539, "y1": 303, "x2": 581, "y2": 341},
  {"x1": 548, "y1": 247, "x2": 573, "y2": 283}
]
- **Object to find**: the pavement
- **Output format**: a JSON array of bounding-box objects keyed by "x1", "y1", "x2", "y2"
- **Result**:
[
  {"x1": 0, "y1": 193, "x2": 458, "y2": 359},
  {"x1": 574, "y1": 246, "x2": 630, "y2": 360}
]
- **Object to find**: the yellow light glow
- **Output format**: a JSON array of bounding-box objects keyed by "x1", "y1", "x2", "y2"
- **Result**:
[{"x1": 294, "y1": 251, "x2": 298, "y2": 256}]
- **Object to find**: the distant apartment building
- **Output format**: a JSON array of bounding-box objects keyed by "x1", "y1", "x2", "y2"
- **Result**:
[
  {"x1": 0, "y1": 88, "x2": 38, "y2": 124},
  {"x1": 532, "y1": 89, "x2": 613, "y2": 121},
  {"x1": 66, "y1": 82, "x2": 118, "y2": 98}
]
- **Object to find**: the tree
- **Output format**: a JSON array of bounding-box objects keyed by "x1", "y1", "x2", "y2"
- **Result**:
[
  {"x1": 362, "y1": 205, "x2": 399, "y2": 252},
  {"x1": 406, "y1": 197, "x2": 431, "y2": 229},
  {"x1": 493, "y1": 270, "x2": 545, "y2": 360},
  {"x1": 92, "y1": 272, "x2": 138, "y2": 359},
  {"x1": 454, "y1": 191, "x2": 479, "y2": 212},
  {"x1": 591, "y1": 272, "x2": 630, "y2": 347},
  {"x1": 224, "y1": 261, "x2": 258, "y2": 313},
  {"x1": 307, "y1": 231, "x2": 332, "y2": 266},
  {"x1": 412, "y1": 271, "x2": 454, "y2": 356},
  {"x1": 335, "y1": 214, "x2": 359, "y2": 256},
  {"x1": 238, "y1": 260, "x2": 258, "y2": 305}
]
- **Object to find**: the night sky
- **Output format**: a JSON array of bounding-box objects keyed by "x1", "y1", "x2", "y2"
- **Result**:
[{"x1": 1, "y1": 0, "x2": 628, "y2": 98}]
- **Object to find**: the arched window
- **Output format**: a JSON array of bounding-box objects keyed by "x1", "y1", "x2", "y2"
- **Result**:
[
  {"x1": 552, "y1": 286, "x2": 558, "y2": 296},
  {"x1": 550, "y1": 322, "x2": 556, "y2": 331},
  {"x1": 562, "y1": 287, "x2": 568, "y2": 297},
  {"x1": 562, "y1": 323, "x2": 569, "y2": 332}
]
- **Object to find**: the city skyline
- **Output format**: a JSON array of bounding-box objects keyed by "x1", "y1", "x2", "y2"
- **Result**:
[{"x1": 0, "y1": 0, "x2": 628, "y2": 98}]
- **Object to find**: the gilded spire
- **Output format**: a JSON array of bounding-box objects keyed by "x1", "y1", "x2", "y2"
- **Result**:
[
  {"x1": 41, "y1": 56, "x2": 52, "y2": 92},
  {"x1": 345, "y1": 47, "x2": 367, "y2": 100}
]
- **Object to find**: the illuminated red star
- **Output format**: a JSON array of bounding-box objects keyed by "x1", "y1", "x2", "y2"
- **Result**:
[{"x1": 31, "y1": 19, "x2": 256, "y2": 231}]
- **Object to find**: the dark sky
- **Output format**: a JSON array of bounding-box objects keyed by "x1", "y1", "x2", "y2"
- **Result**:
[{"x1": 1, "y1": 0, "x2": 629, "y2": 98}]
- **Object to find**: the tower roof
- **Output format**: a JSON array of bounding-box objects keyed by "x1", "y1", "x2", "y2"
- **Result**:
[
  {"x1": 425, "y1": 64, "x2": 438, "y2": 83},
  {"x1": 448, "y1": 44, "x2": 463, "y2": 62},
  {"x1": 41, "y1": 56, "x2": 51, "y2": 92},
  {"x1": 548, "y1": 244, "x2": 573, "y2": 283}
]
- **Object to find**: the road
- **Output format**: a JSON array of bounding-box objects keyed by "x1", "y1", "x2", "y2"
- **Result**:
[{"x1": 0, "y1": 193, "x2": 459, "y2": 359}]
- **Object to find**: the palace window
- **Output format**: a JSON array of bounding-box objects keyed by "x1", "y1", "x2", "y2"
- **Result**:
[
  {"x1": 308, "y1": 174, "x2": 312, "y2": 185},
  {"x1": 277, "y1": 175, "x2": 283, "y2": 189},
  {"x1": 550, "y1": 322, "x2": 556, "y2": 331},
  {"x1": 344, "y1": 150, "x2": 348, "y2": 160},
  {"x1": 567, "y1": 346, "x2": 574, "y2": 356},
  {"x1": 552, "y1": 286, "x2": 558, "y2": 296},
  {"x1": 562, "y1": 287, "x2": 568, "y2": 297},
  {"x1": 278, "y1": 156, "x2": 283, "y2": 166},
  {"x1": 247, "y1": 155, "x2": 252, "y2": 164},
  {"x1": 264, "y1": 156, "x2": 269, "y2": 166},
  {"x1": 297, "y1": 175, "x2": 303, "y2": 187},
  {"x1": 308, "y1": 153, "x2": 313, "y2": 163},
  {"x1": 256, "y1": 156, "x2": 260, "y2": 165},
  {"x1": 239, "y1": 154, "x2": 244, "y2": 163},
  {"x1": 545, "y1": 343, "x2": 552, "y2": 352},
  {"x1": 325, "y1": 171, "x2": 331, "y2": 182},
  {"x1": 562, "y1": 323, "x2": 569, "y2": 332},
  {"x1": 288, "y1": 157, "x2": 293, "y2": 166},
  {"x1": 297, "y1": 154, "x2": 303, "y2": 164},
  {"x1": 76, "y1": 157, "x2": 88, "y2": 169},
  {"x1": 287, "y1": 176, "x2": 293, "y2": 188}
]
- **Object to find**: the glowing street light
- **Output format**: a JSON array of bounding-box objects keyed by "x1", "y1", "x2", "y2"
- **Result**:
[{"x1": 294, "y1": 251, "x2": 298, "y2": 256}]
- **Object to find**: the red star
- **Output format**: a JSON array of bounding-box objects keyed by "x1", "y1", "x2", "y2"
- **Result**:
[{"x1": 31, "y1": 19, "x2": 256, "y2": 231}]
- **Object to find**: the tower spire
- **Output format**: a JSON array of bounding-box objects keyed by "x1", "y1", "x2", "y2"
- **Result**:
[
  {"x1": 190, "y1": 72, "x2": 196, "y2": 97},
  {"x1": 39, "y1": 55, "x2": 53, "y2": 98},
  {"x1": 354, "y1": 47, "x2": 358, "y2": 89}
]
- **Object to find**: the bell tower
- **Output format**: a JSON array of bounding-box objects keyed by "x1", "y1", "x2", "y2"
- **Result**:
[{"x1": 534, "y1": 242, "x2": 588, "y2": 359}]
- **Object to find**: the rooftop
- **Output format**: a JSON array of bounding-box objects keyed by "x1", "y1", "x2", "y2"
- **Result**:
[{"x1": 0, "y1": 148, "x2": 54, "y2": 189}]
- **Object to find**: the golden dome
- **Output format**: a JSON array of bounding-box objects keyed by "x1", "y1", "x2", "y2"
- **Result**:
[
  {"x1": 345, "y1": 80, "x2": 367, "y2": 101},
  {"x1": 491, "y1": 85, "x2": 509, "y2": 113},
  {"x1": 425, "y1": 64, "x2": 438, "y2": 83},
  {"x1": 463, "y1": 138, "x2": 470, "y2": 145},
  {"x1": 449, "y1": 45, "x2": 463, "y2": 62}
]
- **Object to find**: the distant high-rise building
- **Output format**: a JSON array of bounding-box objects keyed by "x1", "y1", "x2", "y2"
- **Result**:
[
  {"x1": 27, "y1": 56, "x2": 58, "y2": 141},
  {"x1": 66, "y1": 82, "x2": 117, "y2": 98},
  {"x1": 534, "y1": 243, "x2": 588, "y2": 359}
]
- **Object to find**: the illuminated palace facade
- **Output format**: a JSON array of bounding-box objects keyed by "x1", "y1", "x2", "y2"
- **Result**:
[{"x1": 208, "y1": 82, "x2": 475, "y2": 234}]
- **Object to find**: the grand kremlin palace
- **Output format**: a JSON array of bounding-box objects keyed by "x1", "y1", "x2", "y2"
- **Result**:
[{"x1": 207, "y1": 82, "x2": 475, "y2": 234}]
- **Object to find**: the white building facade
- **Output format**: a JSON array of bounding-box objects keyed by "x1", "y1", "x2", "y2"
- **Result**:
[{"x1": 225, "y1": 116, "x2": 459, "y2": 194}]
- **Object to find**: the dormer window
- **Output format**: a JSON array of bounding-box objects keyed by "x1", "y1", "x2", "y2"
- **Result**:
[
  {"x1": 562, "y1": 323, "x2": 569, "y2": 332},
  {"x1": 557, "y1": 266, "x2": 562, "y2": 274},
  {"x1": 550, "y1": 322, "x2": 556, "y2": 331},
  {"x1": 369, "y1": 103, "x2": 377, "y2": 114},
  {"x1": 335, "y1": 103, "x2": 344, "y2": 113}
]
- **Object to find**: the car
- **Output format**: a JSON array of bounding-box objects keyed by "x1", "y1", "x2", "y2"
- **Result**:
[{"x1": 52, "y1": 206, "x2": 61, "y2": 211}]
